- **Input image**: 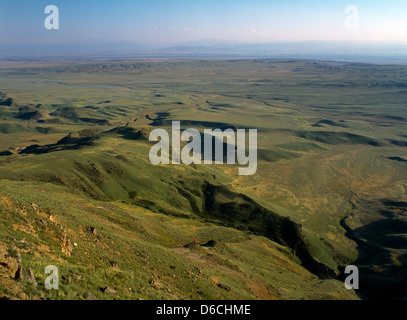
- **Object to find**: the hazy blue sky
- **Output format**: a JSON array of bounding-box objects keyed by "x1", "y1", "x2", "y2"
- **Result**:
[{"x1": 1, "y1": 0, "x2": 407, "y2": 45}]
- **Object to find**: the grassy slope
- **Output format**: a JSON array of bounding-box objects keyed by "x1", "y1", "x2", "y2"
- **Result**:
[{"x1": 0, "y1": 131, "x2": 356, "y2": 299}]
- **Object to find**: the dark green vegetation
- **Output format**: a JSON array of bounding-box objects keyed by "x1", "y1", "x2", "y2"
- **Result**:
[{"x1": 0, "y1": 59, "x2": 406, "y2": 300}]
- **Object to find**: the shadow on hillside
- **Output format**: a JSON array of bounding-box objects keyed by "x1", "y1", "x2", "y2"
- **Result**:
[
  {"x1": 341, "y1": 198, "x2": 407, "y2": 299},
  {"x1": 19, "y1": 131, "x2": 101, "y2": 155}
]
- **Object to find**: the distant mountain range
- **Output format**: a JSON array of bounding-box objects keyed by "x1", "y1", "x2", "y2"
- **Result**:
[{"x1": 2, "y1": 40, "x2": 407, "y2": 64}]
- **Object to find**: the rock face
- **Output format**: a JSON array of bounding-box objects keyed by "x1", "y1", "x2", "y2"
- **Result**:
[
  {"x1": 25, "y1": 269, "x2": 37, "y2": 288},
  {"x1": 87, "y1": 292, "x2": 98, "y2": 300},
  {"x1": 0, "y1": 242, "x2": 22, "y2": 280},
  {"x1": 99, "y1": 286, "x2": 117, "y2": 295},
  {"x1": 217, "y1": 283, "x2": 231, "y2": 292},
  {"x1": 61, "y1": 233, "x2": 73, "y2": 256},
  {"x1": 0, "y1": 242, "x2": 28, "y2": 300}
]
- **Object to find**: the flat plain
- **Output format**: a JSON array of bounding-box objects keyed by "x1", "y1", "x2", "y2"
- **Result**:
[{"x1": 0, "y1": 59, "x2": 406, "y2": 300}]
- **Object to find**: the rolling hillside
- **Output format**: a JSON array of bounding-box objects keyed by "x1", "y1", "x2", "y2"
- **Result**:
[{"x1": 0, "y1": 60, "x2": 406, "y2": 299}]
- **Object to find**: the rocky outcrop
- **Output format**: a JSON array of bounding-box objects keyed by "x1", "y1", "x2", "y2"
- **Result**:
[{"x1": 0, "y1": 242, "x2": 22, "y2": 280}]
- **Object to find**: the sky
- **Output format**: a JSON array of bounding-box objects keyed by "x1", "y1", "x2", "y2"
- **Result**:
[{"x1": 1, "y1": 0, "x2": 407, "y2": 47}]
